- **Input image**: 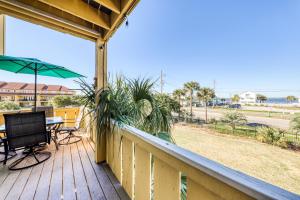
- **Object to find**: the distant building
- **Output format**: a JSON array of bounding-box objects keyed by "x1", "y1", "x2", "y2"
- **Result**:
[
  {"x1": 239, "y1": 91, "x2": 257, "y2": 104},
  {"x1": 0, "y1": 81, "x2": 75, "y2": 107}
]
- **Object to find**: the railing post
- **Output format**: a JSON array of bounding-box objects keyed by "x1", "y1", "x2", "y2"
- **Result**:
[
  {"x1": 153, "y1": 157, "x2": 181, "y2": 200},
  {"x1": 135, "y1": 145, "x2": 151, "y2": 200},
  {"x1": 0, "y1": 14, "x2": 5, "y2": 55},
  {"x1": 94, "y1": 38, "x2": 107, "y2": 163}
]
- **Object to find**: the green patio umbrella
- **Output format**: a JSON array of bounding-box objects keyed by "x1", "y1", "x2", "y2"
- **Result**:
[{"x1": 0, "y1": 55, "x2": 85, "y2": 111}]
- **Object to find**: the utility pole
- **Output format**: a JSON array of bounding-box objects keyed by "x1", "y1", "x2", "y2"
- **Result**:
[{"x1": 160, "y1": 70, "x2": 165, "y2": 94}]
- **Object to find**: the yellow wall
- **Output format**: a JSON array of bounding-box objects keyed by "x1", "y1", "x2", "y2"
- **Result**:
[{"x1": 0, "y1": 107, "x2": 80, "y2": 127}]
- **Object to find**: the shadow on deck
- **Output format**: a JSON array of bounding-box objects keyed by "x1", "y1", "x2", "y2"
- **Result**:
[{"x1": 0, "y1": 136, "x2": 130, "y2": 200}]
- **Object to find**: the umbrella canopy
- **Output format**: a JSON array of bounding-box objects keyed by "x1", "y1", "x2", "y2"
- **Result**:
[{"x1": 0, "y1": 55, "x2": 85, "y2": 110}]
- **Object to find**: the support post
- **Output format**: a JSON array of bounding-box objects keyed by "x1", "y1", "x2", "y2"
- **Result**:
[
  {"x1": 94, "y1": 38, "x2": 107, "y2": 163},
  {"x1": 0, "y1": 14, "x2": 5, "y2": 55}
]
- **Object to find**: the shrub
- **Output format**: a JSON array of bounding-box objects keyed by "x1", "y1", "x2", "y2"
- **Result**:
[
  {"x1": 256, "y1": 127, "x2": 283, "y2": 144},
  {"x1": 209, "y1": 118, "x2": 218, "y2": 129},
  {"x1": 0, "y1": 101, "x2": 20, "y2": 111},
  {"x1": 221, "y1": 111, "x2": 247, "y2": 132},
  {"x1": 290, "y1": 114, "x2": 300, "y2": 139},
  {"x1": 50, "y1": 95, "x2": 82, "y2": 108}
]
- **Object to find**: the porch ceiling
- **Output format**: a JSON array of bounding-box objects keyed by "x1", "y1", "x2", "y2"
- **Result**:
[{"x1": 0, "y1": 0, "x2": 140, "y2": 41}]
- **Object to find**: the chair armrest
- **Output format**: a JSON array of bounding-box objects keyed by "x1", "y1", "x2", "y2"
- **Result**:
[{"x1": 46, "y1": 130, "x2": 51, "y2": 144}]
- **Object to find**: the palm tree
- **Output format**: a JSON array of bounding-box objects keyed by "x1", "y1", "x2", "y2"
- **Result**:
[
  {"x1": 256, "y1": 94, "x2": 267, "y2": 103},
  {"x1": 77, "y1": 77, "x2": 174, "y2": 137},
  {"x1": 197, "y1": 87, "x2": 215, "y2": 123},
  {"x1": 222, "y1": 111, "x2": 247, "y2": 133},
  {"x1": 173, "y1": 89, "x2": 185, "y2": 118},
  {"x1": 184, "y1": 81, "x2": 200, "y2": 119},
  {"x1": 286, "y1": 96, "x2": 297, "y2": 104},
  {"x1": 290, "y1": 114, "x2": 300, "y2": 139},
  {"x1": 173, "y1": 89, "x2": 185, "y2": 105},
  {"x1": 231, "y1": 94, "x2": 240, "y2": 103}
]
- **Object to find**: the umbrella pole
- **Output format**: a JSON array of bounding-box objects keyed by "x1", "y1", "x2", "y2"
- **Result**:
[{"x1": 34, "y1": 65, "x2": 37, "y2": 112}]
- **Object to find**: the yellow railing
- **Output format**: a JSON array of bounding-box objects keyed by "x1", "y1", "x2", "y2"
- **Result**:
[
  {"x1": 106, "y1": 125, "x2": 299, "y2": 200},
  {"x1": 0, "y1": 107, "x2": 80, "y2": 127},
  {"x1": 53, "y1": 107, "x2": 80, "y2": 127}
]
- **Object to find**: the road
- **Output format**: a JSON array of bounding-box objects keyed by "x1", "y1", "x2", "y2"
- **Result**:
[{"x1": 193, "y1": 108, "x2": 290, "y2": 130}]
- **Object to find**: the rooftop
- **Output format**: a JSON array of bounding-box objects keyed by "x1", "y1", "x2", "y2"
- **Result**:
[{"x1": 0, "y1": 81, "x2": 72, "y2": 92}]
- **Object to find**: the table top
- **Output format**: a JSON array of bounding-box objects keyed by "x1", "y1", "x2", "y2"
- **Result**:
[{"x1": 0, "y1": 117, "x2": 63, "y2": 132}]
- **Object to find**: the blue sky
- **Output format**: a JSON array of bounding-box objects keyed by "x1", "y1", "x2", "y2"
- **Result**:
[{"x1": 2, "y1": 0, "x2": 300, "y2": 97}]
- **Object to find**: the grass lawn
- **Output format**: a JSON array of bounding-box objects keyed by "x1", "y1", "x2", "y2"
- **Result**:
[{"x1": 172, "y1": 125, "x2": 300, "y2": 195}]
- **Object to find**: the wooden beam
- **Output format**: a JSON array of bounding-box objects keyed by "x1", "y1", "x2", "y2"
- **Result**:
[
  {"x1": 38, "y1": 0, "x2": 110, "y2": 30},
  {"x1": 104, "y1": 0, "x2": 139, "y2": 40},
  {"x1": 0, "y1": 0, "x2": 101, "y2": 41},
  {"x1": 93, "y1": 0, "x2": 120, "y2": 14},
  {"x1": 0, "y1": 14, "x2": 5, "y2": 55},
  {"x1": 94, "y1": 39, "x2": 107, "y2": 163}
]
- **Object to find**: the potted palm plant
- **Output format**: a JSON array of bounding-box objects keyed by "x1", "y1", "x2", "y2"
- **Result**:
[{"x1": 76, "y1": 76, "x2": 176, "y2": 150}]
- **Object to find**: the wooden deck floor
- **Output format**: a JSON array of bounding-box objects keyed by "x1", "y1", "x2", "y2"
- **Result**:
[{"x1": 0, "y1": 136, "x2": 130, "y2": 200}]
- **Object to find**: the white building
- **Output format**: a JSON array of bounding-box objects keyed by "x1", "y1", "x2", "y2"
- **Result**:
[{"x1": 239, "y1": 91, "x2": 257, "y2": 104}]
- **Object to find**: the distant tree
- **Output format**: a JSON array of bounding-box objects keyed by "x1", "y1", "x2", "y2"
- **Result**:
[
  {"x1": 286, "y1": 96, "x2": 297, "y2": 103},
  {"x1": 155, "y1": 93, "x2": 180, "y2": 113},
  {"x1": 290, "y1": 114, "x2": 300, "y2": 139},
  {"x1": 173, "y1": 89, "x2": 186, "y2": 105},
  {"x1": 197, "y1": 87, "x2": 215, "y2": 123},
  {"x1": 220, "y1": 98, "x2": 226, "y2": 104},
  {"x1": 222, "y1": 111, "x2": 247, "y2": 133},
  {"x1": 172, "y1": 89, "x2": 186, "y2": 118},
  {"x1": 184, "y1": 81, "x2": 200, "y2": 118},
  {"x1": 231, "y1": 94, "x2": 240, "y2": 103},
  {"x1": 51, "y1": 95, "x2": 82, "y2": 108},
  {"x1": 0, "y1": 102, "x2": 20, "y2": 111},
  {"x1": 256, "y1": 94, "x2": 267, "y2": 103}
]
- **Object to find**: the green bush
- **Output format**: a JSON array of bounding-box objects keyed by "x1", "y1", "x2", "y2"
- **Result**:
[
  {"x1": 221, "y1": 111, "x2": 247, "y2": 132},
  {"x1": 0, "y1": 101, "x2": 20, "y2": 111},
  {"x1": 256, "y1": 127, "x2": 283, "y2": 144},
  {"x1": 50, "y1": 95, "x2": 82, "y2": 108}
]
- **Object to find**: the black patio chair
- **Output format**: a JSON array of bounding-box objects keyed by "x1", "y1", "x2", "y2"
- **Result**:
[
  {"x1": 0, "y1": 133, "x2": 16, "y2": 163},
  {"x1": 4, "y1": 111, "x2": 51, "y2": 170},
  {"x1": 58, "y1": 111, "x2": 83, "y2": 145}
]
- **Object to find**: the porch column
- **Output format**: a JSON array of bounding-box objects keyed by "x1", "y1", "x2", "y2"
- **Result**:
[
  {"x1": 0, "y1": 14, "x2": 5, "y2": 55},
  {"x1": 94, "y1": 38, "x2": 107, "y2": 163}
]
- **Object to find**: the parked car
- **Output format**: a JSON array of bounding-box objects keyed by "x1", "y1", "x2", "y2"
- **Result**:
[{"x1": 228, "y1": 104, "x2": 241, "y2": 109}]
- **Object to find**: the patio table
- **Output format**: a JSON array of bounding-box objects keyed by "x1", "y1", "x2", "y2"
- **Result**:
[
  {"x1": 0, "y1": 116, "x2": 64, "y2": 150},
  {"x1": 0, "y1": 116, "x2": 63, "y2": 132}
]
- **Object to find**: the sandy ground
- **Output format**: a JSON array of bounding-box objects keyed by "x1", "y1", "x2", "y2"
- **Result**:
[{"x1": 172, "y1": 125, "x2": 300, "y2": 195}]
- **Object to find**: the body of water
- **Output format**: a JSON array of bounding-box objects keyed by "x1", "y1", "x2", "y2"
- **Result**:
[{"x1": 266, "y1": 98, "x2": 298, "y2": 104}]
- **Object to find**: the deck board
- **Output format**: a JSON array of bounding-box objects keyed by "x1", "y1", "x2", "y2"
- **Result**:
[
  {"x1": 77, "y1": 140, "x2": 106, "y2": 200},
  {"x1": 5, "y1": 163, "x2": 32, "y2": 200},
  {"x1": 48, "y1": 144, "x2": 63, "y2": 200},
  {"x1": 62, "y1": 145, "x2": 76, "y2": 200},
  {"x1": 70, "y1": 142, "x2": 91, "y2": 200},
  {"x1": 82, "y1": 139, "x2": 121, "y2": 200},
  {"x1": 0, "y1": 136, "x2": 129, "y2": 200},
  {"x1": 34, "y1": 145, "x2": 56, "y2": 200}
]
